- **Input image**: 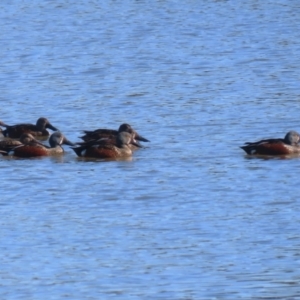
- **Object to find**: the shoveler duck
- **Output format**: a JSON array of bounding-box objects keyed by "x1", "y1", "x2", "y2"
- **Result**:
[
  {"x1": 7, "y1": 132, "x2": 75, "y2": 157},
  {"x1": 240, "y1": 131, "x2": 300, "y2": 155},
  {"x1": 2, "y1": 117, "x2": 58, "y2": 139},
  {"x1": 72, "y1": 131, "x2": 141, "y2": 159},
  {"x1": 80, "y1": 123, "x2": 149, "y2": 149}
]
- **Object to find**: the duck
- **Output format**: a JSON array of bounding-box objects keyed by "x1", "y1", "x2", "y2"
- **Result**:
[
  {"x1": 240, "y1": 130, "x2": 300, "y2": 155},
  {"x1": 7, "y1": 132, "x2": 75, "y2": 157},
  {"x1": 80, "y1": 123, "x2": 149, "y2": 149},
  {"x1": 2, "y1": 117, "x2": 58, "y2": 139},
  {"x1": 72, "y1": 131, "x2": 141, "y2": 159}
]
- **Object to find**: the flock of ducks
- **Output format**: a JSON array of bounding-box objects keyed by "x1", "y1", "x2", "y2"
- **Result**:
[
  {"x1": 0, "y1": 117, "x2": 150, "y2": 159},
  {"x1": 0, "y1": 117, "x2": 300, "y2": 159}
]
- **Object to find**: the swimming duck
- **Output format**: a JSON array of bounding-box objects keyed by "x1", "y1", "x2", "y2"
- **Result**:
[
  {"x1": 72, "y1": 131, "x2": 141, "y2": 159},
  {"x1": 80, "y1": 123, "x2": 149, "y2": 149},
  {"x1": 2, "y1": 117, "x2": 58, "y2": 139},
  {"x1": 9, "y1": 132, "x2": 75, "y2": 157},
  {"x1": 240, "y1": 131, "x2": 300, "y2": 155}
]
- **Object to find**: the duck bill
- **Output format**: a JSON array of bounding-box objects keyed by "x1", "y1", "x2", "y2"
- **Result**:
[
  {"x1": 131, "y1": 140, "x2": 143, "y2": 148},
  {"x1": 46, "y1": 123, "x2": 58, "y2": 131},
  {"x1": 63, "y1": 138, "x2": 76, "y2": 146},
  {"x1": 135, "y1": 132, "x2": 150, "y2": 142}
]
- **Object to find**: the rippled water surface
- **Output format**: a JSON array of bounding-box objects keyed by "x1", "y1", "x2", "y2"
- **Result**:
[{"x1": 1, "y1": 1, "x2": 300, "y2": 299}]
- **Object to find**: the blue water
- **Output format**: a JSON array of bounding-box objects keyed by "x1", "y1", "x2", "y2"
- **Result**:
[{"x1": 1, "y1": 1, "x2": 300, "y2": 299}]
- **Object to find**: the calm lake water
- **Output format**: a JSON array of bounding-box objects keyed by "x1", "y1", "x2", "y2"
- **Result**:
[{"x1": 1, "y1": 0, "x2": 300, "y2": 299}]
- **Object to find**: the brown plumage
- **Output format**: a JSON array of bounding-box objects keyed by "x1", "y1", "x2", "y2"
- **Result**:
[
  {"x1": 9, "y1": 132, "x2": 74, "y2": 158},
  {"x1": 2, "y1": 117, "x2": 58, "y2": 139},
  {"x1": 72, "y1": 131, "x2": 142, "y2": 159},
  {"x1": 0, "y1": 139, "x2": 22, "y2": 154},
  {"x1": 240, "y1": 131, "x2": 300, "y2": 155},
  {"x1": 80, "y1": 123, "x2": 149, "y2": 147}
]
